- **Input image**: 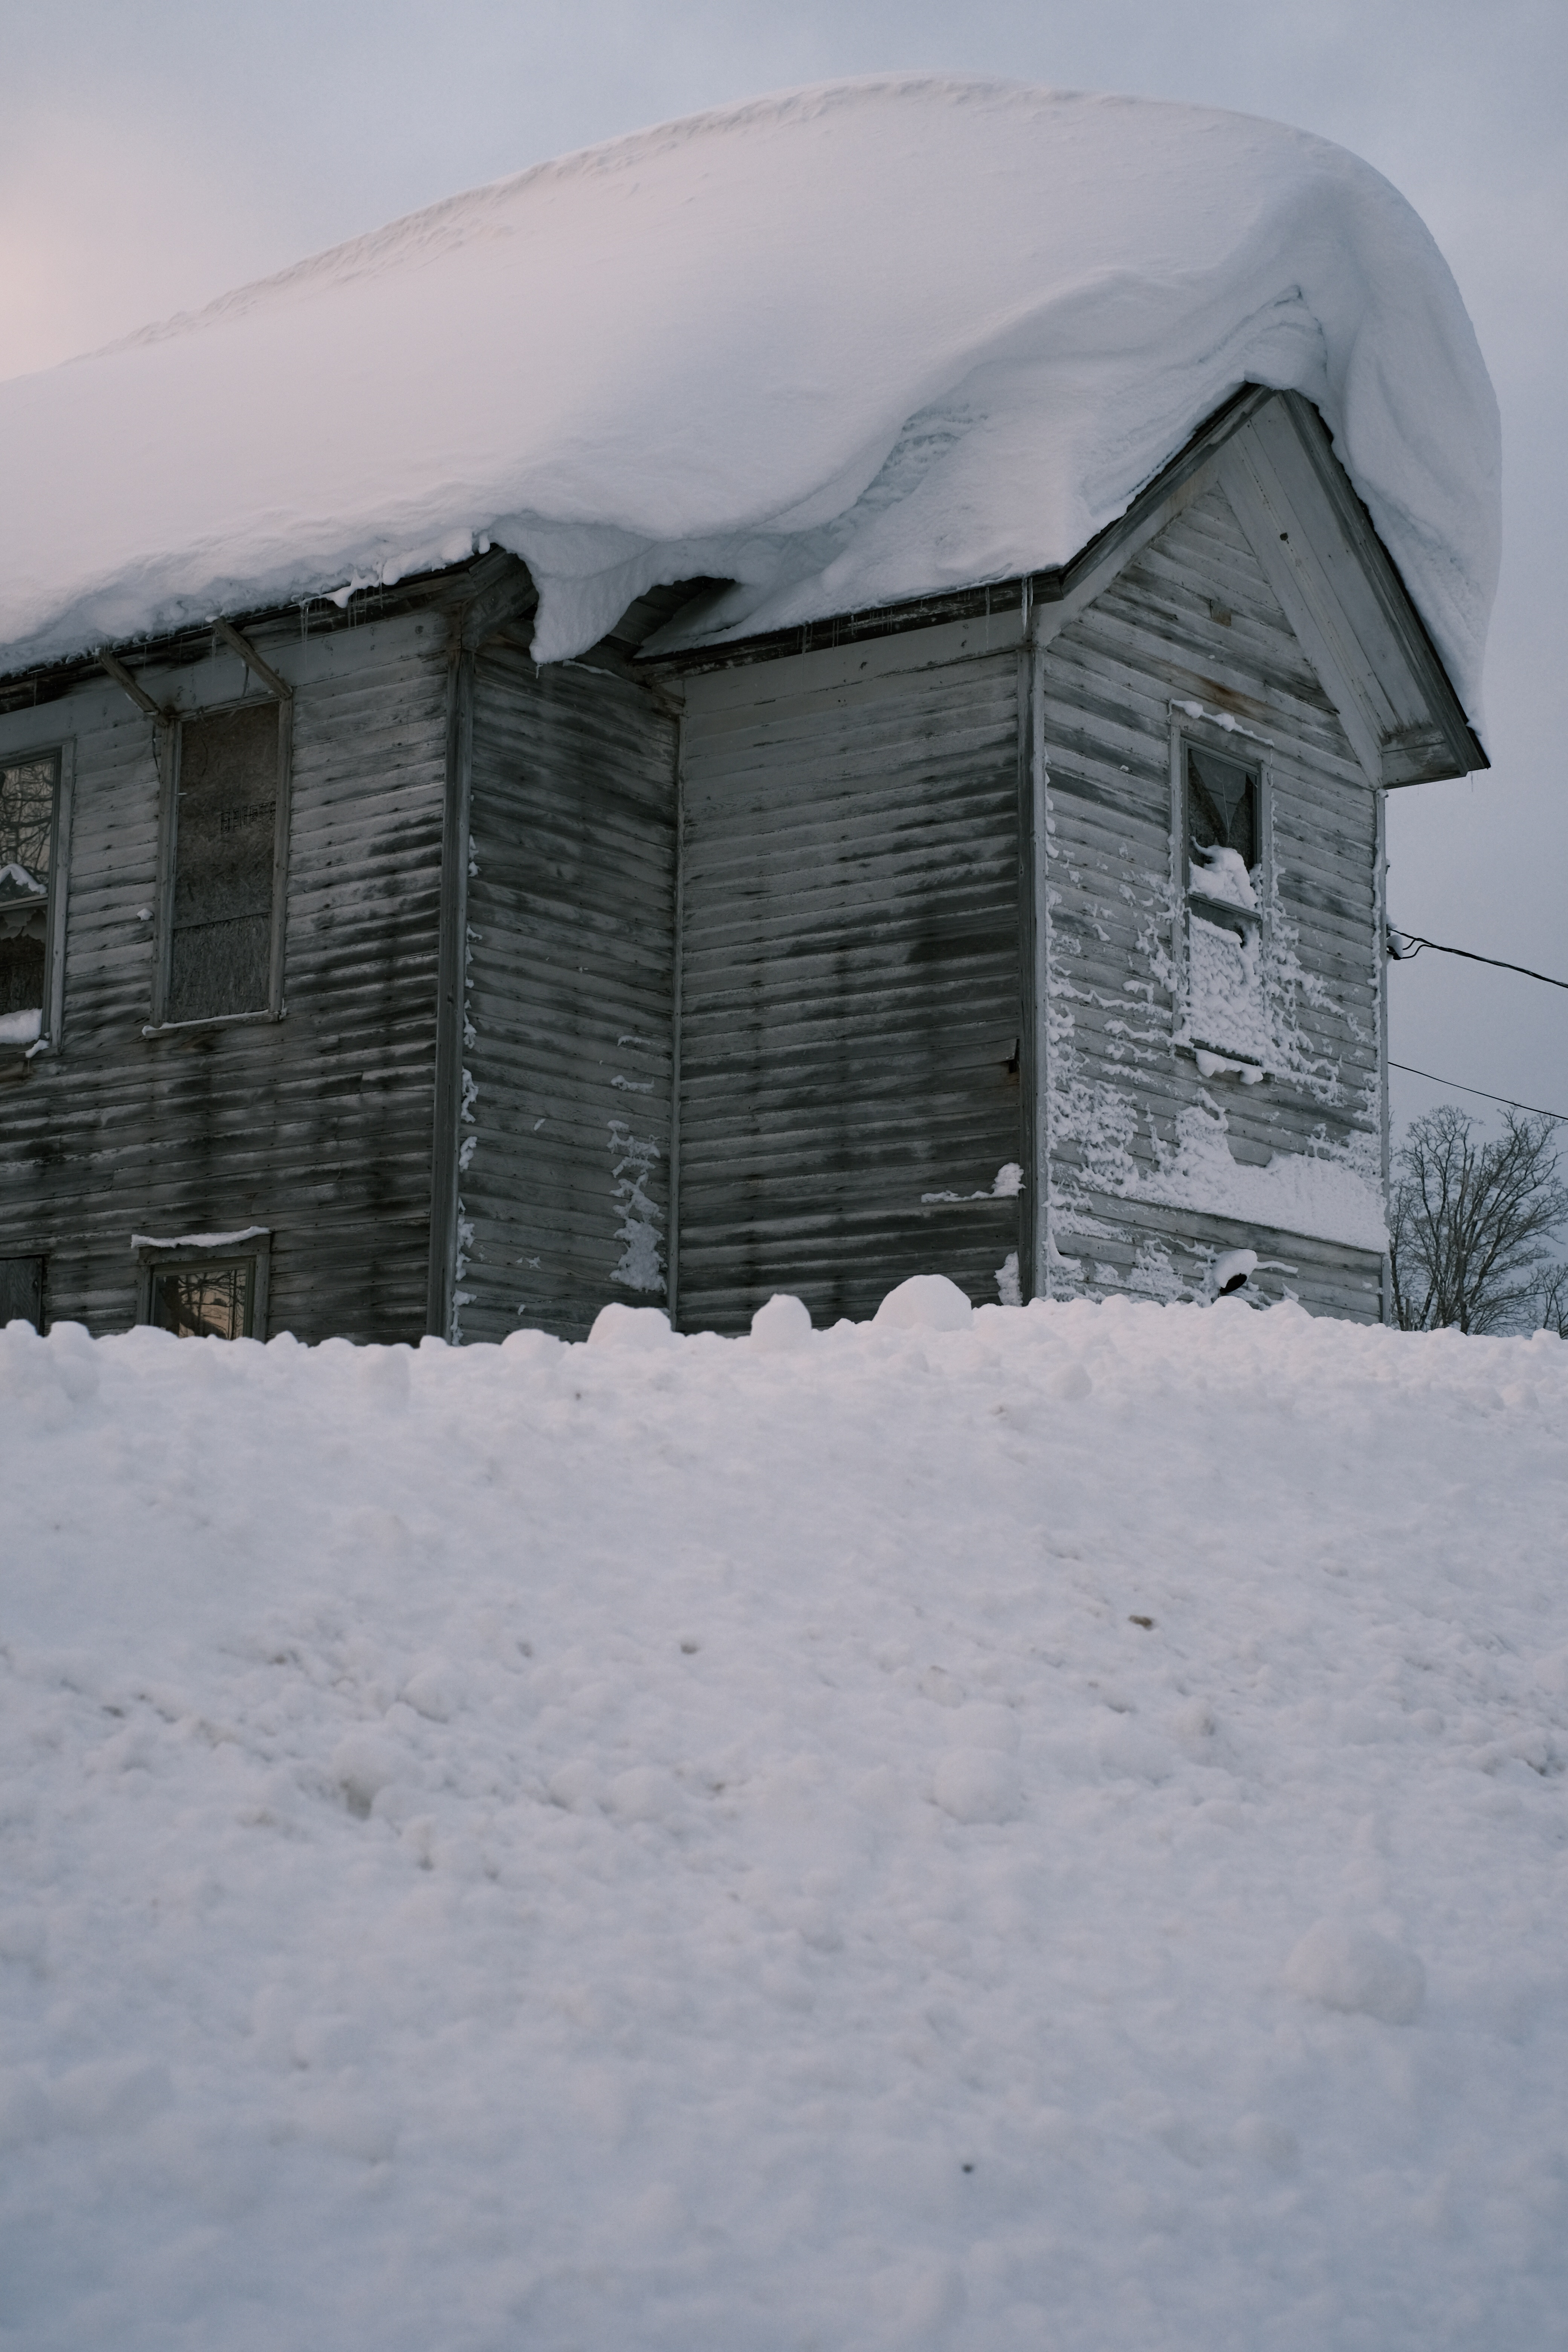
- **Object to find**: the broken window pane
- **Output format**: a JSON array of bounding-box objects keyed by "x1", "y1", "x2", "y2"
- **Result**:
[
  {"x1": 167, "y1": 704, "x2": 277, "y2": 1022},
  {"x1": 1186, "y1": 744, "x2": 1259, "y2": 887},
  {"x1": 0, "y1": 755, "x2": 58, "y2": 1040},
  {"x1": 149, "y1": 1259, "x2": 254, "y2": 1340}
]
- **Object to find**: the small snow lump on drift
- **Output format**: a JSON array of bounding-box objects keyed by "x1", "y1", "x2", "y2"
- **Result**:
[
  {"x1": 0, "y1": 78, "x2": 1498, "y2": 718},
  {"x1": 873, "y1": 1274, "x2": 974, "y2": 1332},
  {"x1": 586, "y1": 1303, "x2": 676, "y2": 1351},
  {"x1": 1282, "y1": 1918, "x2": 1427, "y2": 2025},
  {"x1": 750, "y1": 1293, "x2": 813, "y2": 1352}
]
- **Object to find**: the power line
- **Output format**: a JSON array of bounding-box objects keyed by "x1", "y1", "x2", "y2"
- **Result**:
[
  {"x1": 1389, "y1": 931, "x2": 1568, "y2": 992},
  {"x1": 1389, "y1": 1060, "x2": 1568, "y2": 1123}
]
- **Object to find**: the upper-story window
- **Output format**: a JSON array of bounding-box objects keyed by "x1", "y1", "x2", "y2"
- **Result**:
[
  {"x1": 160, "y1": 701, "x2": 285, "y2": 1024},
  {"x1": 1179, "y1": 737, "x2": 1269, "y2": 1072},
  {"x1": 0, "y1": 751, "x2": 62, "y2": 1050},
  {"x1": 1185, "y1": 742, "x2": 1260, "y2": 918}
]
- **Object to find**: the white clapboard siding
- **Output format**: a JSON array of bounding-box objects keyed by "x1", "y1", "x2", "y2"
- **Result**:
[
  {"x1": 677, "y1": 649, "x2": 1025, "y2": 1332},
  {"x1": 0, "y1": 612, "x2": 449, "y2": 1340},
  {"x1": 458, "y1": 641, "x2": 678, "y2": 1343}
]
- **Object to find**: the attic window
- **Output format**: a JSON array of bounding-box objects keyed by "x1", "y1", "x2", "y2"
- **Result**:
[
  {"x1": 164, "y1": 703, "x2": 282, "y2": 1023},
  {"x1": 0, "y1": 753, "x2": 60, "y2": 1050}
]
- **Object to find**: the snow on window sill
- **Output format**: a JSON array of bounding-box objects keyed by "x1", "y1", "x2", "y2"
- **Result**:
[
  {"x1": 142, "y1": 1009, "x2": 284, "y2": 1038},
  {"x1": 1176, "y1": 1041, "x2": 1270, "y2": 1083},
  {"x1": 0, "y1": 1006, "x2": 44, "y2": 1049}
]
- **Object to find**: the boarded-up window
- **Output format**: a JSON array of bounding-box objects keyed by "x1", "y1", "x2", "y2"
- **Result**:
[
  {"x1": 0, "y1": 754, "x2": 58, "y2": 1047},
  {"x1": 168, "y1": 704, "x2": 278, "y2": 1021},
  {"x1": 149, "y1": 1259, "x2": 256, "y2": 1340}
]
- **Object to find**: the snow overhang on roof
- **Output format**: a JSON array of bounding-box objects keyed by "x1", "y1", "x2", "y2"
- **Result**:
[{"x1": 0, "y1": 77, "x2": 1499, "y2": 728}]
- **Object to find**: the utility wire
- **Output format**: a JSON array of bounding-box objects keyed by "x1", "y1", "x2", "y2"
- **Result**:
[
  {"x1": 1389, "y1": 931, "x2": 1568, "y2": 992},
  {"x1": 1389, "y1": 1061, "x2": 1568, "y2": 1124},
  {"x1": 1387, "y1": 929, "x2": 1567, "y2": 1118}
]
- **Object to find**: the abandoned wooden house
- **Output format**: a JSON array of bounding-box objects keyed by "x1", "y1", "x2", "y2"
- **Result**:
[
  {"x1": 0, "y1": 87, "x2": 1495, "y2": 1344},
  {"x1": 0, "y1": 384, "x2": 1484, "y2": 1343}
]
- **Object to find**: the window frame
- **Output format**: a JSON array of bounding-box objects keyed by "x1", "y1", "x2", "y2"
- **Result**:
[
  {"x1": 133, "y1": 1229, "x2": 271, "y2": 1340},
  {"x1": 150, "y1": 686, "x2": 292, "y2": 1032},
  {"x1": 0, "y1": 738, "x2": 74, "y2": 1055},
  {"x1": 1168, "y1": 711, "x2": 1273, "y2": 1068}
]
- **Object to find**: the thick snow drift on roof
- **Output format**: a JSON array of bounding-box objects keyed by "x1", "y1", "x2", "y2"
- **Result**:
[
  {"x1": 3, "y1": 1300, "x2": 1566, "y2": 2346},
  {"x1": 0, "y1": 78, "x2": 1499, "y2": 719}
]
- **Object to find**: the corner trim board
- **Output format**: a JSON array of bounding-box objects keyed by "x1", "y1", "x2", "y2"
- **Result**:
[
  {"x1": 1015, "y1": 641, "x2": 1041, "y2": 1299},
  {"x1": 1027, "y1": 637, "x2": 1052, "y2": 1299},
  {"x1": 667, "y1": 713, "x2": 686, "y2": 1328},
  {"x1": 427, "y1": 641, "x2": 475, "y2": 1338}
]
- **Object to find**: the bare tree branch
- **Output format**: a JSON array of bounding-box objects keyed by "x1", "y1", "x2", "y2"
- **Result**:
[
  {"x1": 1388, "y1": 1107, "x2": 1568, "y2": 1334},
  {"x1": 1537, "y1": 1263, "x2": 1568, "y2": 1338}
]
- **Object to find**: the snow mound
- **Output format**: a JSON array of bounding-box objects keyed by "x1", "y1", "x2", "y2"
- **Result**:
[
  {"x1": 585, "y1": 1302, "x2": 675, "y2": 1350},
  {"x1": 1283, "y1": 1917, "x2": 1427, "y2": 2025},
  {"x1": 0, "y1": 78, "x2": 1498, "y2": 720},
  {"x1": 4, "y1": 1299, "x2": 1565, "y2": 2346},
  {"x1": 749, "y1": 1292, "x2": 813, "y2": 1352},
  {"x1": 874, "y1": 1272, "x2": 974, "y2": 1331}
]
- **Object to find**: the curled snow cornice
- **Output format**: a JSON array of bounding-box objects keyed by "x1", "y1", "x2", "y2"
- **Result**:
[{"x1": 0, "y1": 78, "x2": 1499, "y2": 721}]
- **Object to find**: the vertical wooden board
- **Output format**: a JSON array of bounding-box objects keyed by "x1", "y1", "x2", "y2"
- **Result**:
[
  {"x1": 458, "y1": 643, "x2": 678, "y2": 1343},
  {"x1": 1041, "y1": 478, "x2": 1385, "y2": 1311},
  {"x1": 677, "y1": 649, "x2": 1024, "y2": 1333},
  {"x1": 0, "y1": 615, "x2": 449, "y2": 1341}
]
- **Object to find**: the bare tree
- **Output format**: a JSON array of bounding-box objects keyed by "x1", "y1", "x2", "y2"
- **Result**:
[
  {"x1": 1537, "y1": 1262, "x2": 1568, "y2": 1338},
  {"x1": 1388, "y1": 1106, "x2": 1568, "y2": 1334}
]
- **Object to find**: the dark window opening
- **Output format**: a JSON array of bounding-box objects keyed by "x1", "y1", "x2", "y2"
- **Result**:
[
  {"x1": 1186, "y1": 743, "x2": 1259, "y2": 888},
  {"x1": 0, "y1": 754, "x2": 58, "y2": 1044},
  {"x1": 0, "y1": 1256, "x2": 44, "y2": 1331},
  {"x1": 167, "y1": 703, "x2": 278, "y2": 1022},
  {"x1": 149, "y1": 1258, "x2": 256, "y2": 1340}
]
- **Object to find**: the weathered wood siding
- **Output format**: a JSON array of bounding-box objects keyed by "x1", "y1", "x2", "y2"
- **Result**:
[
  {"x1": 676, "y1": 634, "x2": 1026, "y2": 1332},
  {"x1": 1041, "y1": 475, "x2": 1386, "y2": 1317},
  {"x1": 456, "y1": 640, "x2": 677, "y2": 1343},
  {"x1": 0, "y1": 611, "x2": 448, "y2": 1339}
]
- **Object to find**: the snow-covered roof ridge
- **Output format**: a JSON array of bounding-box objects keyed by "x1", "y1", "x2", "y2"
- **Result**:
[{"x1": 0, "y1": 77, "x2": 1499, "y2": 721}]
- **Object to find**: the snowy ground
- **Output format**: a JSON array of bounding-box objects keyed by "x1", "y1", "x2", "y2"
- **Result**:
[{"x1": 2, "y1": 1292, "x2": 1565, "y2": 2351}]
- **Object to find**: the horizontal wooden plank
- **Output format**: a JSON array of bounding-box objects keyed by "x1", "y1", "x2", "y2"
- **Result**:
[
  {"x1": 678, "y1": 648, "x2": 1021, "y2": 1331},
  {"x1": 0, "y1": 623, "x2": 449, "y2": 1343}
]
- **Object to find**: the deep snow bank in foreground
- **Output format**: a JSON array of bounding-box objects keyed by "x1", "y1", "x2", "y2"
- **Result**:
[
  {"x1": 0, "y1": 78, "x2": 1498, "y2": 720},
  {"x1": 1, "y1": 1297, "x2": 1564, "y2": 2351}
]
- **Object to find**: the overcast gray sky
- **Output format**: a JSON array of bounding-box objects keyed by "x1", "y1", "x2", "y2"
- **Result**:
[{"x1": 2, "y1": 0, "x2": 1562, "y2": 1144}]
